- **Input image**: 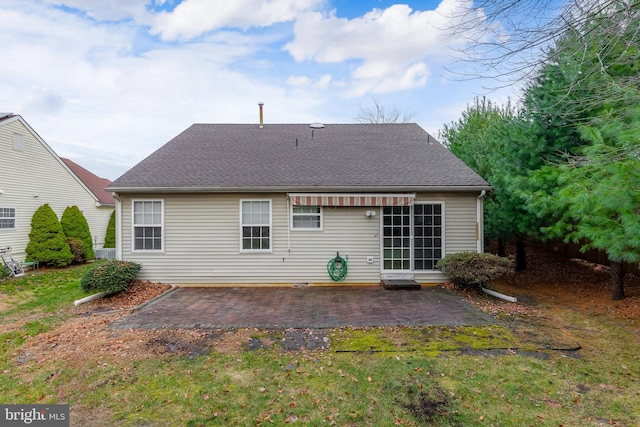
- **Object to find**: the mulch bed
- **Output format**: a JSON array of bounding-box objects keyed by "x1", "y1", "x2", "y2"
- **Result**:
[{"x1": 87, "y1": 280, "x2": 173, "y2": 311}]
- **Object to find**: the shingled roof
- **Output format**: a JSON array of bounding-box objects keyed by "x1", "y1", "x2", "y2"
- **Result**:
[
  {"x1": 109, "y1": 123, "x2": 489, "y2": 192},
  {"x1": 62, "y1": 158, "x2": 115, "y2": 206}
]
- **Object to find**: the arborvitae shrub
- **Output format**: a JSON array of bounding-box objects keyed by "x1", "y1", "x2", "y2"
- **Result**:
[
  {"x1": 80, "y1": 260, "x2": 141, "y2": 294},
  {"x1": 60, "y1": 206, "x2": 95, "y2": 260},
  {"x1": 67, "y1": 237, "x2": 87, "y2": 264},
  {"x1": 25, "y1": 204, "x2": 74, "y2": 267},
  {"x1": 103, "y1": 211, "x2": 115, "y2": 249},
  {"x1": 436, "y1": 252, "x2": 514, "y2": 290}
]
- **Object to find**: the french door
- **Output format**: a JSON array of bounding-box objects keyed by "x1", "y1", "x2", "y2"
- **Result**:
[
  {"x1": 382, "y1": 206, "x2": 411, "y2": 271},
  {"x1": 382, "y1": 203, "x2": 443, "y2": 273}
]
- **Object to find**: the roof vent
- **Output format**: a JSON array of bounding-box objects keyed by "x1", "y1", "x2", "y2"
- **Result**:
[{"x1": 310, "y1": 122, "x2": 324, "y2": 139}]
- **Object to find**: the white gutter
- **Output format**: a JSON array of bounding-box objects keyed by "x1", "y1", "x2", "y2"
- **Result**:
[
  {"x1": 476, "y1": 190, "x2": 487, "y2": 253},
  {"x1": 107, "y1": 185, "x2": 493, "y2": 194}
]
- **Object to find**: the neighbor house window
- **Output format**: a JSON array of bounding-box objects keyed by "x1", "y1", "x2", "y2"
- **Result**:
[
  {"x1": 241, "y1": 200, "x2": 271, "y2": 251},
  {"x1": 132, "y1": 200, "x2": 163, "y2": 251},
  {"x1": 291, "y1": 205, "x2": 322, "y2": 230},
  {"x1": 13, "y1": 133, "x2": 24, "y2": 151},
  {"x1": 0, "y1": 207, "x2": 16, "y2": 229}
]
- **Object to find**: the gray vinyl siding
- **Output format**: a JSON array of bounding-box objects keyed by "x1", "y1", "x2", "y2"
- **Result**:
[
  {"x1": 119, "y1": 193, "x2": 381, "y2": 285},
  {"x1": 0, "y1": 118, "x2": 113, "y2": 261},
  {"x1": 118, "y1": 191, "x2": 481, "y2": 286},
  {"x1": 414, "y1": 192, "x2": 479, "y2": 283}
]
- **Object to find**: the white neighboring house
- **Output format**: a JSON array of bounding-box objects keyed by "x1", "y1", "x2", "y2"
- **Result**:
[
  {"x1": 0, "y1": 113, "x2": 115, "y2": 263},
  {"x1": 109, "y1": 122, "x2": 491, "y2": 287}
]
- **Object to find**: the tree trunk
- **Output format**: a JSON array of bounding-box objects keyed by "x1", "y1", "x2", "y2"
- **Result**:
[
  {"x1": 497, "y1": 238, "x2": 506, "y2": 257},
  {"x1": 610, "y1": 260, "x2": 625, "y2": 301},
  {"x1": 515, "y1": 238, "x2": 527, "y2": 271}
]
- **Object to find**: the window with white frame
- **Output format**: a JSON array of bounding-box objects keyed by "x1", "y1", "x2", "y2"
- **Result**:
[
  {"x1": 241, "y1": 200, "x2": 271, "y2": 251},
  {"x1": 291, "y1": 205, "x2": 322, "y2": 230},
  {"x1": 0, "y1": 207, "x2": 16, "y2": 229},
  {"x1": 133, "y1": 200, "x2": 163, "y2": 251}
]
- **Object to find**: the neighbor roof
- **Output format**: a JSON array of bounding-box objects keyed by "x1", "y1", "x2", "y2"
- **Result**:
[
  {"x1": 62, "y1": 158, "x2": 115, "y2": 206},
  {"x1": 109, "y1": 123, "x2": 490, "y2": 192}
]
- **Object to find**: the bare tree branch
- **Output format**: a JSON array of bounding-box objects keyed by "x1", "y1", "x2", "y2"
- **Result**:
[{"x1": 356, "y1": 97, "x2": 415, "y2": 124}]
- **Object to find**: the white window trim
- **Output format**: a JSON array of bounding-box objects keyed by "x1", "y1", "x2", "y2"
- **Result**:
[
  {"x1": 131, "y1": 199, "x2": 164, "y2": 253},
  {"x1": 290, "y1": 205, "x2": 323, "y2": 231},
  {"x1": 239, "y1": 199, "x2": 273, "y2": 253},
  {"x1": 379, "y1": 202, "x2": 446, "y2": 274},
  {"x1": 412, "y1": 201, "x2": 445, "y2": 272},
  {"x1": 0, "y1": 207, "x2": 17, "y2": 231}
]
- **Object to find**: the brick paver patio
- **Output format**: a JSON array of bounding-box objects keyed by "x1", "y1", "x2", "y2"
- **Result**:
[{"x1": 111, "y1": 286, "x2": 495, "y2": 330}]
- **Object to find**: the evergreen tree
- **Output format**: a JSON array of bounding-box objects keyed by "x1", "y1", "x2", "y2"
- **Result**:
[
  {"x1": 441, "y1": 98, "x2": 543, "y2": 269},
  {"x1": 60, "y1": 206, "x2": 95, "y2": 260},
  {"x1": 521, "y1": 5, "x2": 640, "y2": 300},
  {"x1": 25, "y1": 204, "x2": 74, "y2": 267},
  {"x1": 103, "y1": 210, "x2": 115, "y2": 249}
]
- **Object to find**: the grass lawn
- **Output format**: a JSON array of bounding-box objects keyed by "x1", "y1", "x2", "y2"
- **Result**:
[{"x1": 1, "y1": 261, "x2": 639, "y2": 426}]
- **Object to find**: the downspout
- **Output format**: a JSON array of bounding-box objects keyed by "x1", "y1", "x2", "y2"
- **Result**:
[
  {"x1": 113, "y1": 192, "x2": 122, "y2": 260},
  {"x1": 476, "y1": 190, "x2": 486, "y2": 253}
]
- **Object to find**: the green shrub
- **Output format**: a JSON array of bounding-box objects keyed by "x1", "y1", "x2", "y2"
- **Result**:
[
  {"x1": 80, "y1": 260, "x2": 141, "y2": 294},
  {"x1": 103, "y1": 210, "x2": 116, "y2": 249},
  {"x1": 61, "y1": 206, "x2": 95, "y2": 260},
  {"x1": 67, "y1": 237, "x2": 87, "y2": 264},
  {"x1": 436, "y1": 252, "x2": 514, "y2": 290},
  {"x1": 25, "y1": 204, "x2": 74, "y2": 267}
]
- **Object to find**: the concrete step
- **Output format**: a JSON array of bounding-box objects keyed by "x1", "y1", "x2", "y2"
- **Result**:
[{"x1": 381, "y1": 279, "x2": 421, "y2": 290}]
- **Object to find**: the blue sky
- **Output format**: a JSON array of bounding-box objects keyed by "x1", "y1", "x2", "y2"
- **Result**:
[{"x1": 1, "y1": 0, "x2": 521, "y2": 180}]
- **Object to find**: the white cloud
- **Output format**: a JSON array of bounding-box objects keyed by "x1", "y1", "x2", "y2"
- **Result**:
[
  {"x1": 150, "y1": 0, "x2": 324, "y2": 41},
  {"x1": 287, "y1": 76, "x2": 313, "y2": 87},
  {"x1": 315, "y1": 74, "x2": 332, "y2": 89},
  {"x1": 287, "y1": 74, "x2": 332, "y2": 90},
  {"x1": 286, "y1": 0, "x2": 480, "y2": 95}
]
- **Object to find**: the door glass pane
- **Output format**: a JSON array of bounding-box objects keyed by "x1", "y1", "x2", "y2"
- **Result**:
[
  {"x1": 383, "y1": 204, "x2": 411, "y2": 271},
  {"x1": 413, "y1": 203, "x2": 443, "y2": 271}
]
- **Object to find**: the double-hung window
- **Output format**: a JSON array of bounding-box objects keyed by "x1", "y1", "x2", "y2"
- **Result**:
[
  {"x1": 133, "y1": 200, "x2": 163, "y2": 251},
  {"x1": 241, "y1": 200, "x2": 271, "y2": 251},
  {"x1": 0, "y1": 208, "x2": 16, "y2": 230},
  {"x1": 291, "y1": 205, "x2": 322, "y2": 230}
]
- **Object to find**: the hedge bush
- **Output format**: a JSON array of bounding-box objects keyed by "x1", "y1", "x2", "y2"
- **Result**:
[
  {"x1": 67, "y1": 237, "x2": 87, "y2": 264},
  {"x1": 436, "y1": 252, "x2": 514, "y2": 290},
  {"x1": 61, "y1": 206, "x2": 95, "y2": 260},
  {"x1": 80, "y1": 260, "x2": 142, "y2": 294},
  {"x1": 25, "y1": 204, "x2": 74, "y2": 267}
]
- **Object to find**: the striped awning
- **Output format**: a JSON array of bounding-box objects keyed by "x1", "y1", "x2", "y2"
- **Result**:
[{"x1": 288, "y1": 193, "x2": 415, "y2": 207}]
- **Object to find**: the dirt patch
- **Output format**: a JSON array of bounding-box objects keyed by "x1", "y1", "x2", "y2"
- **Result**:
[
  {"x1": 442, "y1": 244, "x2": 640, "y2": 323},
  {"x1": 498, "y1": 244, "x2": 640, "y2": 320},
  {"x1": 281, "y1": 328, "x2": 330, "y2": 351},
  {"x1": 396, "y1": 381, "x2": 456, "y2": 425}
]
